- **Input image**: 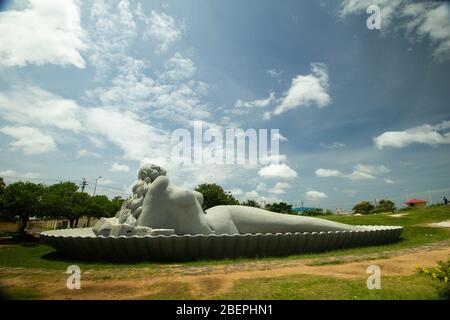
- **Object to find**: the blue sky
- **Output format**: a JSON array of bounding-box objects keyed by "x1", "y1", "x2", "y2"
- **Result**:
[{"x1": 0, "y1": 0, "x2": 449, "y2": 211}]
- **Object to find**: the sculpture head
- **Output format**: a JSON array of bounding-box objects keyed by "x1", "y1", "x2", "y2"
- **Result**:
[
  {"x1": 137, "y1": 176, "x2": 212, "y2": 235},
  {"x1": 138, "y1": 163, "x2": 167, "y2": 182}
]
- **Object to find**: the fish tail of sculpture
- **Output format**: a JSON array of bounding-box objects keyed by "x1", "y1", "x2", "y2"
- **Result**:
[{"x1": 213, "y1": 206, "x2": 363, "y2": 234}]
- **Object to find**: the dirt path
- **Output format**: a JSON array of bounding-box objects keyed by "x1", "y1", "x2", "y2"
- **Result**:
[{"x1": 1, "y1": 242, "x2": 450, "y2": 299}]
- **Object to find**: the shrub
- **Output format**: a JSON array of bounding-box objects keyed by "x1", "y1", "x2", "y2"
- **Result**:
[
  {"x1": 195, "y1": 184, "x2": 240, "y2": 210},
  {"x1": 264, "y1": 202, "x2": 294, "y2": 214},
  {"x1": 301, "y1": 209, "x2": 325, "y2": 216},
  {"x1": 352, "y1": 201, "x2": 375, "y2": 215},
  {"x1": 418, "y1": 259, "x2": 450, "y2": 299},
  {"x1": 241, "y1": 200, "x2": 261, "y2": 208}
]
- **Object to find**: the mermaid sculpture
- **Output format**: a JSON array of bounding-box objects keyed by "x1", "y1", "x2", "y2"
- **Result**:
[
  {"x1": 94, "y1": 163, "x2": 363, "y2": 236},
  {"x1": 42, "y1": 163, "x2": 403, "y2": 260}
]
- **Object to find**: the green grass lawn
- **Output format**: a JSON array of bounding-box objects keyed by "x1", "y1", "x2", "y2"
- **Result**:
[
  {"x1": 217, "y1": 274, "x2": 441, "y2": 300},
  {"x1": 1, "y1": 207, "x2": 449, "y2": 300},
  {"x1": 0, "y1": 206, "x2": 450, "y2": 271}
]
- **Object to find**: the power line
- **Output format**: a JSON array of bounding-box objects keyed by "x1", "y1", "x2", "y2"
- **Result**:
[{"x1": 1, "y1": 175, "x2": 129, "y2": 194}]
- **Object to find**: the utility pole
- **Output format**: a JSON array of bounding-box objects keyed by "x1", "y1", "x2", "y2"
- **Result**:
[
  {"x1": 80, "y1": 178, "x2": 88, "y2": 192},
  {"x1": 93, "y1": 176, "x2": 102, "y2": 196},
  {"x1": 87, "y1": 176, "x2": 101, "y2": 228}
]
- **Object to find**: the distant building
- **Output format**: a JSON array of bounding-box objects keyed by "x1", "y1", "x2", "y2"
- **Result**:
[
  {"x1": 335, "y1": 208, "x2": 352, "y2": 215},
  {"x1": 404, "y1": 199, "x2": 427, "y2": 209}
]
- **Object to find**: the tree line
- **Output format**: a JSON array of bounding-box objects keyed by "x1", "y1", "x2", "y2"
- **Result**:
[
  {"x1": 0, "y1": 178, "x2": 124, "y2": 237},
  {"x1": 0, "y1": 177, "x2": 399, "y2": 237}
]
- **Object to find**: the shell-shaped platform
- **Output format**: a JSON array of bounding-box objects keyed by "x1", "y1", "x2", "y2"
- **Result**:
[{"x1": 40, "y1": 225, "x2": 403, "y2": 261}]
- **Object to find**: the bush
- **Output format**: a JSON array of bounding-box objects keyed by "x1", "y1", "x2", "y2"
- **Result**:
[
  {"x1": 264, "y1": 202, "x2": 294, "y2": 214},
  {"x1": 418, "y1": 258, "x2": 450, "y2": 299},
  {"x1": 376, "y1": 199, "x2": 396, "y2": 212},
  {"x1": 301, "y1": 209, "x2": 325, "y2": 216},
  {"x1": 352, "y1": 201, "x2": 375, "y2": 215},
  {"x1": 241, "y1": 200, "x2": 261, "y2": 208},
  {"x1": 195, "y1": 184, "x2": 240, "y2": 210}
]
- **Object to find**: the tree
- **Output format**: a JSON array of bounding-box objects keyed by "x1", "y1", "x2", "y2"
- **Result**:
[
  {"x1": 72, "y1": 192, "x2": 91, "y2": 227},
  {"x1": 301, "y1": 208, "x2": 325, "y2": 216},
  {"x1": 2, "y1": 181, "x2": 46, "y2": 236},
  {"x1": 88, "y1": 195, "x2": 115, "y2": 219},
  {"x1": 265, "y1": 202, "x2": 293, "y2": 214},
  {"x1": 352, "y1": 201, "x2": 375, "y2": 215},
  {"x1": 43, "y1": 182, "x2": 80, "y2": 228},
  {"x1": 375, "y1": 199, "x2": 396, "y2": 213},
  {"x1": 0, "y1": 177, "x2": 5, "y2": 215},
  {"x1": 111, "y1": 196, "x2": 125, "y2": 215},
  {"x1": 241, "y1": 199, "x2": 261, "y2": 208},
  {"x1": 194, "y1": 184, "x2": 240, "y2": 210}
]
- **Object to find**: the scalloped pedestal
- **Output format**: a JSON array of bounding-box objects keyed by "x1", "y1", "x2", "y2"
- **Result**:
[{"x1": 40, "y1": 225, "x2": 403, "y2": 261}]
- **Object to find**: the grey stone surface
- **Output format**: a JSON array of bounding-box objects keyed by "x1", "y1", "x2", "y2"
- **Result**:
[
  {"x1": 137, "y1": 175, "x2": 364, "y2": 235},
  {"x1": 40, "y1": 226, "x2": 404, "y2": 261}
]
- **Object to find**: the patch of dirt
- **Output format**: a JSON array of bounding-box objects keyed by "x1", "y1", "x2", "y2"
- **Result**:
[
  {"x1": 429, "y1": 220, "x2": 450, "y2": 228},
  {"x1": 2, "y1": 240, "x2": 450, "y2": 299},
  {"x1": 389, "y1": 213, "x2": 408, "y2": 217}
]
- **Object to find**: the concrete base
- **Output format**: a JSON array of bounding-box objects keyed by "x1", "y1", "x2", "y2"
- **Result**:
[{"x1": 41, "y1": 225, "x2": 403, "y2": 261}]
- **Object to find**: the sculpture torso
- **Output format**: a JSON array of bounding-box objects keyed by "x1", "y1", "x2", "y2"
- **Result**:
[{"x1": 137, "y1": 175, "x2": 361, "y2": 235}]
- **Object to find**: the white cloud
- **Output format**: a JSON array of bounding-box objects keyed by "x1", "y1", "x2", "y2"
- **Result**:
[
  {"x1": 138, "y1": 9, "x2": 184, "y2": 52},
  {"x1": 384, "y1": 178, "x2": 395, "y2": 184},
  {"x1": 320, "y1": 142, "x2": 346, "y2": 149},
  {"x1": 341, "y1": 0, "x2": 450, "y2": 61},
  {"x1": 0, "y1": 86, "x2": 83, "y2": 131},
  {"x1": 244, "y1": 190, "x2": 259, "y2": 199},
  {"x1": 269, "y1": 182, "x2": 290, "y2": 194},
  {"x1": 258, "y1": 163, "x2": 298, "y2": 179},
  {"x1": 267, "y1": 69, "x2": 283, "y2": 78},
  {"x1": 374, "y1": 120, "x2": 450, "y2": 149},
  {"x1": 0, "y1": 0, "x2": 86, "y2": 68},
  {"x1": 109, "y1": 162, "x2": 130, "y2": 173},
  {"x1": 229, "y1": 188, "x2": 243, "y2": 196},
  {"x1": 85, "y1": 57, "x2": 155, "y2": 111},
  {"x1": 0, "y1": 170, "x2": 41, "y2": 180},
  {"x1": 315, "y1": 168, "x2": 342, "y2": 177},
  {"x1": 305, "y1": 190, "x2": 328, "y2": 201},
  {"x1": 0, "y1": 170, "x2": 17, "y2": 177},
  {"x1": 76, "y1": 149, "x2": 101, "y2": 159},
  {"x1": 340, "y1": 0, "x2": 404, "y2": 28},
  {"x1": 354, "y1": 164, "x2": 390, "y2": 175},
  {"x1": 85, "y1": 55, "x2": 210, "y2": 124},
  {"x1": 83, "y1": 108, "x2": 170, "y2": 164},
  {"x1": 402, "y1": 3, "x2": 450, "y2": 61},
  {"x1": 256, "y1": 182, "x2": 267, "y2": 192},
  {"x1": 97, "y1": 178, "x2": 118, "y2": 186},
  {"x1": 235, "y1": 92, "x2": 275, "y2": 109},
  {"x1": 0, "y1": 126, "x2": 56, "y2": 155},
  {"x1": 346, "y1": 164, "x2": 389, "y2": 181},
  {"x1": 266, "y1": 63, "x2": 330, "y2": 118},
  {"x1": 346, "y1": 170, "x2": 376, "y2": 181},
  {"x1": 0, "y1": 85, "x2": 172, "y2": 162},
  {"x1": 315, "y1": 164, "x2": 390, "y2": 181},
  {"x1": 160, "y1": 53, "x2": 196, "y2": 81},
  {"x1": 88, "y1": 0, "x2": 138, "y2": 79}
]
